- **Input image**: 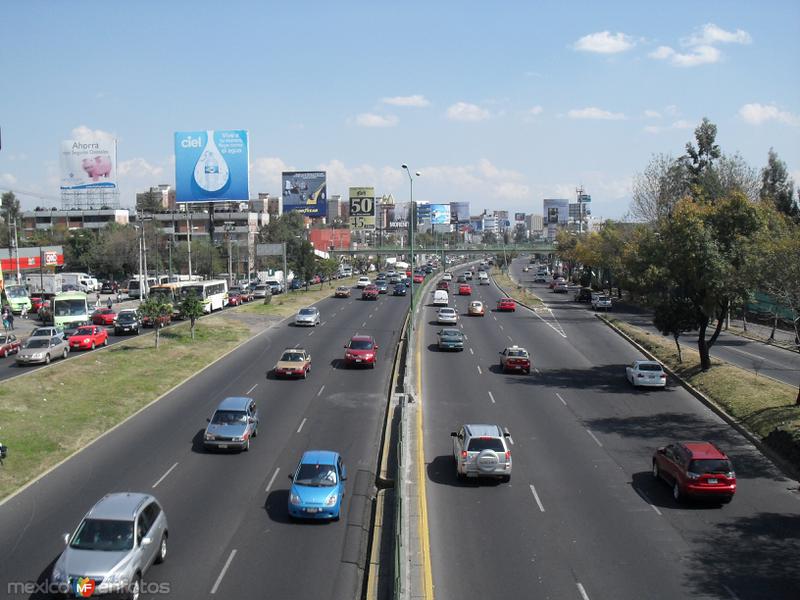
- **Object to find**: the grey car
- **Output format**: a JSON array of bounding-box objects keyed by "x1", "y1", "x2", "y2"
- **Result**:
[
  {"x1": 30, "y1": 325, "x2": 64, "y2": 339},
  {"x1": 204, "y1": 396, "x2": 259, "y2": 451},
  {"x1": 451, "y1": 424, "x2": 512, "y2": 482},
  {"x1": 51, "y1": 492, "x2": 168, "y2": 599},
  {"x1": 16, "y1": 335, "x2": 69, "y2": 365},
  {"x1": 295, "y1": 306, "x2": 321, "y2": 326}
]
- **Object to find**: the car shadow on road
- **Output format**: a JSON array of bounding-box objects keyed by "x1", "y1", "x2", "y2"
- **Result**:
[
  {"x1": 500, "y1": 364, "x2": 638, "y2": 394},
  {"x1": 330, "y1": 358, "x2": 342, "y2": 369},
  {"x1": 27, "y1": 555, "x2": 59, "y2": 599},
  {"x1": 426, "y1": 455, "x2": 503, "y2": 488},
  {"x1": 630, "y1": 471, "x2": 722, "y2": 510},
  {"x1": 264, "y1": 489, "x2": 331, "y2": 525}
]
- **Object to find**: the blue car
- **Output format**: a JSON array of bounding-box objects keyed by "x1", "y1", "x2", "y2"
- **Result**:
[
  {"x1": 288, "y1": 450, "x2": 347, "y2": 521},
  {"x1": 393, "y1": 283, "x2": 407, "y2": 296}
]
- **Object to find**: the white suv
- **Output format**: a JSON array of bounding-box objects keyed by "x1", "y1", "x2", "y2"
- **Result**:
[
  {"x1": 451, "y1": 424, "x2": 512, "y2": 482},
  {"x1": 357, "y1": 276, "x2": 371, "y2": 288}
]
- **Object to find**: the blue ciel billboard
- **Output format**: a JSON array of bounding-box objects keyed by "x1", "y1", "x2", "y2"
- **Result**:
[{"x1": 174, "y1": 130, "x2": 250, "y2": 202}]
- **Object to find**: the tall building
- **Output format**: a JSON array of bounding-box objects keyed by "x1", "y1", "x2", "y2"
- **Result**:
[
  {"x1": 326, "y1": 195, "x2": 342, "y2": 223},
  {"x1": 136, "y1": 185, "x2": 175, "y2": 212}
]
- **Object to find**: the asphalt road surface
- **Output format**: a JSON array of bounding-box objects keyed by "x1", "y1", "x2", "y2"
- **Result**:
[
  {"x1": 421, "y1": 262, "x2": 800, "y2": 600},
  {"x1": 0, "y1": 285, "x2": 408, "y2": 599}
]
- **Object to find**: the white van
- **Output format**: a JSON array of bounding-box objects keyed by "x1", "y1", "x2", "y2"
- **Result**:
[
  {"x1": 478, "y1": 271, "x2": 489, "y2": 285},
  {"x1": 433, "y1": 290, "x2": 449, "y2": 306}
]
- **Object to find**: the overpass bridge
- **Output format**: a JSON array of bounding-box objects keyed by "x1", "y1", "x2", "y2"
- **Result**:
[{"x1": 329, "y1": 241, "x2": 556, "y2": 258}]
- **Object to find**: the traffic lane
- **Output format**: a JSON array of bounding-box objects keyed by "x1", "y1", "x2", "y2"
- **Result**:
[
  {"x1": 0, "y1": 290, "x2": 395, "y2": 595},
  {"x1": 476, "y1": 272, "x2": 800, "y2": 598},
  {"x1": 427, "y1": 291, "x2": 694, "y2": 600},
  {"x1": 194, "y1": 292, "x2": 407, "y2": 600}
]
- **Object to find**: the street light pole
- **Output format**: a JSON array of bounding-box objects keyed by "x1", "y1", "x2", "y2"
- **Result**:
[{"x1": 402, "y1": 164, "x2": 421, "y2": 354}]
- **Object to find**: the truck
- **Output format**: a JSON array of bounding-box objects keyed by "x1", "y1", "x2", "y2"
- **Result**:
[
  {"x1": 25, "y1": 273, "x2": 64, "y2": 295},
  {"x1": 60, "y1": 272, "x2": 96, "y2": 293}
]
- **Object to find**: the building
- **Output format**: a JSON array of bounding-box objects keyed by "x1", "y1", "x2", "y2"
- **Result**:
[
  {"x1": 21, "y1": 209, "x2": 130, "y2": 237},
  {"x1": 525, "y1": 214, "x2": 544, "y2": 237},
  {"x1": 326, "y1": 195, "x2": 343, "y2": 224},
  {"x1": 308, "y1": 228, "x2": 351, "y2": 252},
  {"x1": 136, "y1": 185, "x2": 175, "y2": 212},
  {"x1": 482, "y1": 214, "x2": 499, "y2": 234},
  {"x1": 264, "y1": 194, "x2": 282, "y2": 217}
]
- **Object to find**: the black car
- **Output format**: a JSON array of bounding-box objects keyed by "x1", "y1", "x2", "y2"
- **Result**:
[
  {"x1": 114, "y1": 310, "x2": 140, "y2": 335},
  {"x1": 100, "y1": 280, "x2": 115, "y2": 294},
  {"x1": 393, "y1": 283, "x2": 408, "y2": 296},
  {"x1": 574, "y1": 287, "x2": 593, "y2": 303}
]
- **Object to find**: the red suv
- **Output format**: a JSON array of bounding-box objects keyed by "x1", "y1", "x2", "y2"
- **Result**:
[
  {"x1": 343, "y1": 335, "x2": 378, "y2": 368},
  {"x1": 362, "y1": 285, "x2": 379, "y2": 300},
  {"x1": 652, "y1": 441, "x2": 736, "y2": 504},
  {"x1": 496, "y1": 298, "x2": 516, "y2": 312}
]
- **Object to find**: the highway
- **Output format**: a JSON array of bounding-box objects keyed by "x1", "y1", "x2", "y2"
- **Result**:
[
  {"x1": 0, "y1": 285, "x2": 408, "y2": 599},
  {"x1": 421, "y1": 260, "x2": 800, "y2": 600}
]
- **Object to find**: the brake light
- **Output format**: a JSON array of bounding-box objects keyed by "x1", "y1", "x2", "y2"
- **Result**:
[
  {"x1": 505, "y1": 451, "x2": 511, "y2": 460},
  {"x1": 461, "y1": 450, "x2": 467, "y2": 459},
  {"x1": 660, "y1": 374, "x2": 666, "y2": 379}
]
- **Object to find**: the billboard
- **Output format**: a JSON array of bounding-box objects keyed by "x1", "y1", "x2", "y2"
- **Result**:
[
  {"x1": 174, "y1": 130, "x2": 250, "y2": 202},
  {"x1": 515, "y1": 212, "x2": 526, "y2": 222},
  {"x1": 282, "y1": 171, "x2": 327, "y2": 217},
  {"x1": 349, "y1": 187, "x2": 376, "y2": 229},
  {"x1": 387, "y1": 201, "x2": 411, "y2": 230},
  {"x1": 543, "y1": 199, "x2": 569, "y2": 224},
  {"x1": 450, "y1": 201, "x2": 470, "y2": 224},
  {"x1": 60, "y1": 139, "x2": 117, "y2": 190},
  {"x1": 430, "y1": 204, "x2": 451, "y2": 225}
]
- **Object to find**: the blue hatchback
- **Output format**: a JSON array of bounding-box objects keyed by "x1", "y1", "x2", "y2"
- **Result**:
[{"x1": 288, "y1": 450, "x2": 347, "y2": 521}]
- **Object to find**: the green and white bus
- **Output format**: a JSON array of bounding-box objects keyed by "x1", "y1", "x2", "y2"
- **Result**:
[
  {"x1": 52, "y1": 291, "x2": 89, "y2": 328},
  {"x1": 1, "y1": 285, "x2": 32, "y2": 314},
  {"x1": 179, "y1": 280, "x2": 228, "y2": 313}
]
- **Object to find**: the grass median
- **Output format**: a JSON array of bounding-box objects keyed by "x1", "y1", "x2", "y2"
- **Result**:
[
  {"x1": 491, "y1": 268, "x2": 544, "y2": 307},
  {"x1": 605, "y1": 316, "x2": 800, "y2": 465},
  {"x1": 238, "y1": 276, "x2": 359, "y2": 316}
]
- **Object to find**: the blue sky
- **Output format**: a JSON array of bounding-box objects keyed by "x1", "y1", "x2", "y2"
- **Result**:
[{"x1": 1, "y1": 0, "x2": 798, "y2": 219}]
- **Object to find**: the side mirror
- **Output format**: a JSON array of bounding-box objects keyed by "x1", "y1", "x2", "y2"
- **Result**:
[
  {"x1": 341, "y1": 467, "x2": 347, "y2": 480},
  {"x1": 343, "y1": 344, "x2": 348, "y2": 348},
  {"x1": 206, "y1": 418, "x2": 211, "y2": 422},
  {"x1": 288, "y1": 473, "x2": 294, "y2": 480},
  {"x1": 248, "y1": 418, "x2": 256, "y2": 424},
  {"x1": 374, "y1": 345, "x2": 379, "y2": 349},
  {"x1": 63, "y1": 533, "x2": 70, "y2": 546},
  {"x1": 141, "y1": 536, "x2": 152, "y2": 546},
  {"x1": 450, "y1": 431, "x2": 458, "y2": 437}
]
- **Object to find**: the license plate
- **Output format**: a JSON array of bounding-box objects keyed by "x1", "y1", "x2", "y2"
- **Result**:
[
  {"x1": 707, "y1": 478, "x2": 718, "y2": 484},
  {"x1": 355, "y1": 359, "x2": 362, "y2": 363},
  {"x1": 218, "y1": 444, "x2": 228, "y2": 449},
  {"x1": 305, "y1": 507, "x2": 319, "y2": 513}
]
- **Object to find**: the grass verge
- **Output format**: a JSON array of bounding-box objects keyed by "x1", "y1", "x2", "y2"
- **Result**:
[
  {"x1": 238, "y1": 276, "x2": 359, "y2": 316},
  {"x1": 606, "y1": 316, "x2": 800, "y2": 466},
  {"x1": 0, "y1": 315, "x2": 252, "y2": 501},
  {"x1": 491, "y1": 268, "x2": 544, "y2": 307}
]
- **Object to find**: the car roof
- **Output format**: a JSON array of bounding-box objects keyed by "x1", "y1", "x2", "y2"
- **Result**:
[
  {"x1": 216, "y1": 396, "x2": 253, "y2": 411},
  {"x1": 463, "y1": 424, "x2": 503, "y2": 438},
  {"x1": 350, "y1": 335, "x2": 375, "y2": 342},
  {"x1": 88, "y1": 492, "x2": 153, "y2": 520},
  {"x1": 300, "y1": 450, "x2": 339, "y2": 465},
  {"x1": 634, "y1": 360, "x2": 662, "y2": 367},
  {"x1": 505, "y1": 345, "x2": 528, "y2": 352},
  {"x1": 439, "y1": 328, "x2": 461, "y2": 335},
  {"x1": 680, "y1": 441, "x2": 727, "y2": 459},
  {"x1": 283, "y1": 347, "x2": 307, "y2": 353}
]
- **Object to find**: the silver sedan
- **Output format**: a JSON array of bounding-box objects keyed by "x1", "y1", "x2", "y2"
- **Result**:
[
  {"x1": 437, "y1": 307, "x2": 458, "y2": 325},
  {"x1": 16, "y1": 335, "x2": 69, "y2": 365},
  {"x1": 295, "y1": 307, "x2": 321, "y2": 326}
]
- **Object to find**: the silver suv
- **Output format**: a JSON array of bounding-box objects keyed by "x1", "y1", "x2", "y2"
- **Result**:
[
  {"x1": 451, "y1": 424, "x2": 512, "y2": 482},
  {"x1": 51, "y1": 492, "x2": 168, "y2": 599}
]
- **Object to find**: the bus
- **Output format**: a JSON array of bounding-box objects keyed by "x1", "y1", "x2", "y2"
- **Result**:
[
  {"x1": 1, "y1": 285, "x2": 32, "y2": 314},
  {"x1": 148, "y1": 283, "x2": 184, "y2": 318},
  {"x1": 179, "y1": 280, "x2": 228, "y2": 313},
  {"x1": 52, "y1": 291, "x2": 89, "y2": 328}
]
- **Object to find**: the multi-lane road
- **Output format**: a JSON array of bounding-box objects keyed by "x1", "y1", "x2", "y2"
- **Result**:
[
  {"x1": 0, "y1": 286, "x2": 408, "y2": 599},
  {"x1": 421, "y1": 259, "x2": 800, "y2": 600}
]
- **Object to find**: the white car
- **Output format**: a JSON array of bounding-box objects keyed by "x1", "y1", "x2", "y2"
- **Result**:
[
  {"x1": 357, "y1": 276, "x2": 371, "y2": 288},
  {"x1": 478, "y1": 272, "x2": 489, "y2": 285},
  {"x1": 437, "y1": 307, "x2": 458, "y2": 325},
  {"x1": 592, "y1": 295, "x2": 612, "y2": 311},
  {"x1": 433, "y1": 290, "x2": 449, "y2": 306},
  {"x1": 626, "y1": 360, "x2": 667, "y2": 388},
  {"x1": 295, "y1": 307, "x2": 321, "y2": 326},
  {"x1": 442, "y1": 272, "x2": 453, "y2": 281}
]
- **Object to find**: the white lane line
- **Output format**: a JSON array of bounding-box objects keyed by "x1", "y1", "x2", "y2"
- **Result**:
[
  {"x1": 488, "y1": 391, "x2": 495, "y2": 403},
  {"x1": 247, "y1": 383, "x2": 258, "y2": 394},
  {"x1": 577, "y1": 582, "x2": 591, "y2": 600},
  {"x1": 728, "y1": 346, "x2": 769, "y2": 361},
  {"x1": 362, "y1": 321, "x2": 367, "y2": 327},
  {"x1": 556, "y1": 392, "x2": 567, "y2": 406},
  {"x1": 534, "y1": 367, "x2": 541, "y2": 375},
  {"x1": 152, "y1": 462, "x2": 178, "y2": 489},
  {"x1": 507, "y1": 335, "x2": 513, "y2": 342},
  {"x1": 507, "y1": 436, "x2": 514, "y2": 445},
  {"x1": 493, "y1": 315, "x2": 497, "y2": 320},
  {"x1": 308, "y1": 330, "x2": 314, "y2": 336},
  {"x1": 296, "y1": 418, "x2": 307, "y2": 433},
  {"x1": 723, "y1": 584, "x2": 741, "y2": 600},
  {"x1": 469, "y1": 348, "x2": 474, "y2": 355},
  {"x1": 529, "y1": 483, "x2": 545, "y2": 512},
  {"x1": 633, "y1": 486, "x2": 663, "y2": 516},
  {"x1": 477, "y1": 365, "x2": 482, "y2": 375},
  {"x1": 317, "y1": 385, "x2": 325, "y2": 397},
  {"x1": 369, "y1": 314, "x2": 373, "y2": 319},
  {"x1": 265, "y1": 467, "x2": 281, "y2": 493},
  {"x1": 321, "y1": 321, "x2": 327, "y2": 327},
  {"x1": 586, "y1": 429, "x2": 603, "y2": 447},
  {"x1": 210, "y1": 549, "x2": 237, "y2": 594},
  {"x1": 498, "y1": 324, "x2": 504, "y2": 330}
]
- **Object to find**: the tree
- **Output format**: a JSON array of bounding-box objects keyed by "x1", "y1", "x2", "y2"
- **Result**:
[
  {"x1": 64, "y1": 229, "x2": 101, "y2": 272},
  {"x1": 555, "y1": 229, "x2": 579, "y2": 275},
  {"x1": 760, "y1": 148, "x2": 798, "y2": 219},
  {"x1": 318, "y1": 258, "x2": 339, "y2": 287},
  {"x1": 630, "y1": 153, "x2": 690, "y2": 222},
  {"x1": 481, "y1": 231, "x2": 497, "y2": 245},
  {"x1": 138, "y1": 297, "x2": 172, "y2": 349},
  {"x1": 683, "y1": 117, "x2": 721, "y2": 199},
  {"x1": 1, "y1": 191, "x2": 21, "y2": 251},
  {"x1": 178, "y1": 292, "x2": 205, "y2": 341}
]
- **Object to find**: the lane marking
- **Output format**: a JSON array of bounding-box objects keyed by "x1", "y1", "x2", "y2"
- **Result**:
[
  {"x1": 321, "y1": 321, "x2": 327, "y2": 327},
  {"x1": 556, "y1": 392, "x2": 567, "y2": 406},
  {"x1": 507, "y1": 335, "x2": 513, "y2": 342},
  {"x1": 577, "y1": 583, "x2": 591, "y2": 600},
  {"x1": 469, "y1": 348, "x2": 474, "y2": 355},
  {"x1": 488, "y1": 391, "x2": 495, "y2": 403},
  {"x1": 723, "y1": 584, "x2": 741, "y2": 600},
  {"x1": 477, "y1": 365, "x2": 482, "y2": 375},
  {"x1": 317, "y1": 385, "x2": 325, "y2": 397},
  {"x1": 534, "y1": 367, "x2": 541, "y2": 375},
  {"x1": 247, "y1": 383, "x2": 258, "y2": 394},
  {"x1": 369, "y1": 314, "x2": 373, "y2": 319},
  {"x1": 308, "y1": 330, "x2": 314, "y2": 336},
  {"x1": 296, "y1": 418, "x2": 307, "y2": 433},
  {"x1": 493, "y1": 315, "x2": 497, "y2": 320},
  {"x1": 210, "y1": 549, "x2": 237, "y2": 594},
  {"x1": 152, "y1": 462, "x2": 178, "y2": 489},
  {"x1": 499, "y1": 324, "x2": 504, "y2": 330},
  {"x1": 507, "y1": 436, "x2": 514, "y2": 445},
  {"x1": 265, "y1": 467, "x2": 281, "y2": 493},
  {"x1": 586, "y1": 429, "x2": 603, "y2": 447},
  {"x1": 633, "y1": 486, "x2": 663, "y2": 516},
  {"x1": 362, "y1": 321, "x2": 367, "y2": 327},
  {"x1": 529, "y1": 483, "x2": 545, "y2": 512},
  {"x1": 728, "y1": 346, "x2": 771, "y2": 361}
]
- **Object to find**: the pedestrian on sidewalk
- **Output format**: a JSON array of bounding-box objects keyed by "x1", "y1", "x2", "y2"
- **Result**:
[
  {"x1": 20, "y1": 305, "x2": 28, "y2": 319},
  {"x1": 7, "y1": 311, "x2": 14, "y2": 331}
]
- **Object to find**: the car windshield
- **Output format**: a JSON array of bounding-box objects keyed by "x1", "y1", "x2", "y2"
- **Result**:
[
  {"x1": 5, "y1": 286, "x2": 27, "y2": 298},
  {"x1": 639, "y1": 363, "x2": 663, "y2": 372},
  {"x1": 440, "y1": 329, "x2": 462, "y2": 338},
  {"x1": 689, "y1": 459, "x2": 733, "y2": 475},
  {"x1": 211, "y1": 410, "x2": 248, "y2": 425},
  {"x1": 467, "y1": 438, "x2": 505, "y2": 452},
  {"x1": 337, "y1": 287, "x2": 348, "y2": 291},
  {"x1": 31, "y1": 329, "x2": 52, "y2": 337},
  {"x1": 54, "y1": 299, "x2": 87, "y2": 316},
  {"x1": 25, "y1": 338, "x2": 50, "y2": 348},
  {"x1": 117, "y1": 312, "x2": 136, "y2": 323},
  {"x1": 69, "y1": 518, "x2": 134, "y2": 552},
  {"x1": 281, "y1": 352, "x2": 305, "y2": 362},
  {"x1": 507, "y1": 349, "x2": 528, "y2": 357},
  {"x1": 440, "y1": 309, "x2": 455, "y2": 315},
  {"x1": 349, "y1": 340, "x2": 374, "y2": 350},
  {"x1": 299, "y1": 309, "x2": 316, "y2": 315},
  {"x1": 598, "y1": 296, "x2": 610, "y2": 301},
  {"x1": 294, "y1": 463, "x2": 338, "y2": 487},
  {"x1": 471, "y1": 302, "x2": 482, "y2": 308},
  {"x1": 75, "y1": 327, "x2": 94, "y2": 336}
]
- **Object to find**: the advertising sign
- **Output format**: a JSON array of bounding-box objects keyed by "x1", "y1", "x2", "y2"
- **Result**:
[
  {"x1": 543, "y1": 199, "x2": 569, "y2": 224},
  {"x1": 387, "y1": 201, "x2": 411, "y2": 230},
  {"x1": 348, "y1": 187, "x2": 376, "y2": 229},
  {"x1": 430, "y1": 204, "x2": 451, "y2": 225},
  {"x1": 174, "y1": 130, "x2": 250, "y2": 202},
  {"x1": 515, "y1": 212, "x2": 526, "y2": 222},
  {"x1": 282, "y1": 171, "x2": 327, "y2": 217},
  {"x1": 60, "y1": 139, "x2": 117, "y2": 190},
  {"x1": 449, "y1": 201, "x2": 470, "y2": 224}
]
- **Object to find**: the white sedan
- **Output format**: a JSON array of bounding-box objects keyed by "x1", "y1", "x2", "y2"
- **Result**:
[
  {"x1": 437, "y1": 307, "x2": 459, "y2": 325},
  {"x1": 442, "y1": 272, "x2": 453, "y2": 281},
  {"x1": 356, "y1": 276, "x2": 371, "y2": 288},
  {"x1": 626, "y1": 360, "x2": 667, "y2": 388}
]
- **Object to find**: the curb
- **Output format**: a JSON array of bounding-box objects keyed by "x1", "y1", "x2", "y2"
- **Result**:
[{"x1": 596, "y1": 314, "x2": 800, "y2": 482}]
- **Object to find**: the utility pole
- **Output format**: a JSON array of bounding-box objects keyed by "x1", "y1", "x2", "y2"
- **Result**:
[
  {"x1": 137, "y1": 216, "x2": 143, "y2": 307},
  {"x1": 11, "y1": 219, "x2": 20, "y2": 284},
  {"x1": 224, "y1": 221, "x2": 235, "y2": 288},
  {"x1": 186, "y1": 208, "x2": 193, "y2": 278},
  {"x1": 282, "y1": 242, "x2": 288, "y2": 294}
]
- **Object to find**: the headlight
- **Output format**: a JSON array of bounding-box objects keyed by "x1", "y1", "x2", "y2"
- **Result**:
[
  {"x1": 364, "y1": 353, "x2": 373, "y2": 359},
  {"x1": 51, "y1": 561, "x2": 67, "y2": 582},
  {"x1": 686, "y1": 471, "x2": 700, "y2": 480},
  {"x1": 83, "y1": 338, "x2": 90, "y2": 343},
  {"x1": 290, "y1": 493, "x2": 301, "y2": 505},
  {"x1": 325, "y1": 493, "x2": 338, "y2": 506},
  {"x1": 204, "y1": 433, "x2": 215, "y2": 441},
  {"x1": 232, "y1": 436, "x2": 243, "y2": 442}
]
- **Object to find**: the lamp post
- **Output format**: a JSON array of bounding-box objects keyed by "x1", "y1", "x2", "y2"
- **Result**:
[{"x1": 402, "y1": 164, "x2": 421, "y2": 353}]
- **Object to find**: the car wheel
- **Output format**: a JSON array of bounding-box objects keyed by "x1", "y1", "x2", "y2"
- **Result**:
[
  {"x1": 244, "y1": 437, "x2": 250, "y2": 452},
  {"x1": 127, "y1": 573, "x2": 141, "y2": 600},
  {"x1": 501, "y1": 475, "x2": 511, "y2": 483},
  {"x1": 652, "y1": 461, "x2": 660, "y2": 480},
  {"x1": 302, "y1": 368, "x2": 308, "y2": 379},
  {"x1": 672, "y1": 482, "x2": 682, "y2": 503},
  {"x1": 62, "y1": 348, "x2": 68, "y2": 359},
  {"x1": 44, "y1": 354, "x2": 51, "y2": 364},
  {"x1": 155, "y1": 534, "x2": 167, "y2": 564}
]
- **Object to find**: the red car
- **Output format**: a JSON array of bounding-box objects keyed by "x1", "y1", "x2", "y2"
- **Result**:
[
  {"x1": 362, "y1": 285, "x2": 379, "y2": 300},
  {"x1": 499, "y1": 346, "x2": 531, "y2": 374},
  {"x1": 0, "y1": 334, "x2": 21, "y2": 358},
  {"x1": 458, "y1": 284, "x2": 472, "y2": 296},
  {"x1": 343, "y1": 335, "x2": 378, "y2": 368},
  {"x1": 227, "y1": 291, "x2": 243, "y2": 306},
  {"x1": 653, "y1": 441, "x2": 736, "y2": 504},
  {"x1": 91, "y1": 308, "x2": 116, "y2": 326},
  {"x1": 142, "y1": 314, "x2": 171, "y2": 327},
  {"x1": 436, "y1": 281, "x2": 449, "y2": 291},
  {"x1": 496, "y1": 298, "x2": 516, "y2": 311},
  {"x1": 68, "y1": 325, "x2": 109, "y2": 351},
  {"x1": 413, "y1": 274, "x2": 425, "y2": 284}
]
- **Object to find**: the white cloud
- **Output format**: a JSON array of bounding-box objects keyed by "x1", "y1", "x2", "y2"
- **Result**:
[
  {"x1": 523, "y1": 106, "x2": 544, "y2": 122},
  {"x1": 567, "y1": 107, "x2": 626, "y2": 120},
  {"x1": 355, "y1": 113, "x2": 398, "y2": 128},
  {"x1": 649, "y1": 44, "x2": 721, "y2": 67},
  {"x1": 574, "y1": 31, "x2": 635, "y2": 54},
  {"x1": 382, "y1": 95, "x2": 430, "y2": 107},
  {"x1": 253, "y1": 157, "x2": 292, "y2": 188},
  {"x1": 117, "y1": 157, "x2": 163, "y2": 178},
  {"x1": 0, "y1": 173, "x2": 18, "y2": 186},
  {"x1": 739, "y1": 103, "x2": 800, "y2": 126},
  {"x1": 684, "y1": 23, "x2": 752, "y2": 46},
  {"x1": 644, "y1": 109, "x2": 661, "y2": 118},
  {"x1": 70, "y1": 125, "x2": 116, "y2": 145},
  {"x1": 445, "y1": 102, "x2": 491, "y2": 122},
  {"x1": 644, "y1": 120, "x2": 696, "y2": 134},
  {"x1": 665, "y1": 104, "x2": 680, "y2": 117}
]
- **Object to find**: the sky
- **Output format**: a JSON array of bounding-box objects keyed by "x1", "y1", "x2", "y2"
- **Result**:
[{"x1": 1, "y1": 0, "x2": 798, "y2": 220}]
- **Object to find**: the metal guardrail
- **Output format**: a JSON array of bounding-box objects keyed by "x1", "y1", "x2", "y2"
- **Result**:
[{"x1": 393, "y1": 397, "x2": 404, "y2": 599}]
